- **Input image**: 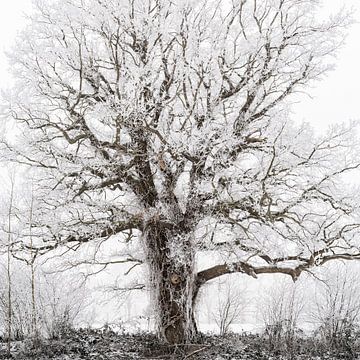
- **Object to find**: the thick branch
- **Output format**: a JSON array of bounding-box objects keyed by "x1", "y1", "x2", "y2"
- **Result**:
[
  {"x1": 21, "y1": 217, "x2": 143, "y2": 255},
  {"x1": 195, "y1": 251, "x2": 360, "y2": 293}
]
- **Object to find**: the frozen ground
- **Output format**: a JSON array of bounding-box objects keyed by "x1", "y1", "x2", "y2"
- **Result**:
[{"x1": 0, "y1": 328, "x2": 359, "y2": 360}]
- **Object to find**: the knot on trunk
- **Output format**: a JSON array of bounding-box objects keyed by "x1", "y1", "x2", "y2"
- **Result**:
[{"x1": 170, "y1": 273, "x2": 182, "y2": 285}]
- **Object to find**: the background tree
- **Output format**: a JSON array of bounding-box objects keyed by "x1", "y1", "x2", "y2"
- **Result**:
[
  {"x1": 0, "y1": 263, "x2": 89, "y2": 340},
  {"x1": 259, "y1": 279, "x2": 304, "y2": 356},
  {"x1": 310, "y1": 265, "x2": 360, "y2": 356},
  {"x1": 0, "y1": 173, "x2": 17, "y2": 355},
  {"x1": 6, "y1": 178, "x2": 14, "y2": 356},
  {"x1": 2, "y1": 0, "x2": 360, "y2": 344},
  {"x1": 8, "y1": 184, "x2": 41, "y2": 341},
  {"x1": 212, "y1": 280, "x2": 249, "y2": 336}
]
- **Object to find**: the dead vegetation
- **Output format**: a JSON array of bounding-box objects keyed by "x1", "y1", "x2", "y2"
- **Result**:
[{"x1": 0, "y1": 327, "x2": 359, "y2": 360}]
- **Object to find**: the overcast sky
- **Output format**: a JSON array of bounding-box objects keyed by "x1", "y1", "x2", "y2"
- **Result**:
[{"x1": 0, "y1": 0, "x2": 359, "y2": 133}]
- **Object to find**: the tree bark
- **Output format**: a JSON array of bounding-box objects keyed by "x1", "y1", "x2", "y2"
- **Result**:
[{"x1": 144, "y1": 219, "x2": 197, "y2": 344}]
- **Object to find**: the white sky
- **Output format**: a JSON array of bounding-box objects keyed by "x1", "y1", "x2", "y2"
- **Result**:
[
  {"x1": 0, "y1": 0, "x2": 359, "y2": 132},
  {"x1": 0, "y1": 0, "x2": 32, "y2": 86},
  {"x1": 291, "y1": 1, "x2": 360, "y2": 131}
]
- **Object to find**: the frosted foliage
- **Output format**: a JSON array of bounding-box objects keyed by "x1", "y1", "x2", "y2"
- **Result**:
[{"x1": 1, "y1": 0, "x2": 360, "y2": 343}]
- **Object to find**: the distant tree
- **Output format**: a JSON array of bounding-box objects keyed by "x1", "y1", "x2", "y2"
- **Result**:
[
  {"x1": 260, "y1": 279, "x2": 304, "y2": 355},
  {"x1": 212, "y1": 280, "x2": 249, "y2": 336},
  {"x1": 8, "y1": 185, "x2": 41, "y2": 341},
  {"x1": 6, "y1": 178, "x2": 15, "y2": 356},
  {"x1": 0, "y1": 264, "x2": 88, "y2": 340},
  {"x1": 38, "y1": 273, "x2": 87, "y2": 339},
  {"x1": 2, "y1": 0, "x2": 360, "y2": 344},
  {"x1": 310, "y1": 265, "x2": 360, "y2": 355},
  {"x1": 0, "y1": 174, "x2": 17, "y2": 355}
]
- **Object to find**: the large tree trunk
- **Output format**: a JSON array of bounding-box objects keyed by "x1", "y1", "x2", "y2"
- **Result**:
[{"x1": 144, "y1": 219, "x2": 197, "y2": 344}]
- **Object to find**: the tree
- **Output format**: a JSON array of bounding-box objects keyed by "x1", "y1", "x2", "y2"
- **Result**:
[
  {"x1": 38, "y1": 272, "x2": 88, "y2": 339},
  {"x1": 260, "y1": 279, "x2": 304, "y2": 355},
  {"x1": 5, "y1": 177, "x2": 15, "y2": 356},
  {"x1": 212, "y1": 280, "x2": 249, "y2": 336},
  {"x1": 0, "y1": 262, "x2": 89, "y2": 340},
  {"x1": 310, "y1": 265, "x2": 360, "y2": 355},
  {"x1": 2, "y1": 0, "x2": 360, "y2": 345}
]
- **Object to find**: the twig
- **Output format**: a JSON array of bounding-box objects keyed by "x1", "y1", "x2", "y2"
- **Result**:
[{"x1": 184, "y1": 345, "x2": 210, "y2": 359}]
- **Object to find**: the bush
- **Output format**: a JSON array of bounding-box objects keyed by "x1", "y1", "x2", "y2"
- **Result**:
[
  {"x1": 259, "y1": 280, "x2": 304, "y2": 358},
  {"x1": 309, "y1": 266, "x2": 360, "y2": 358}
]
